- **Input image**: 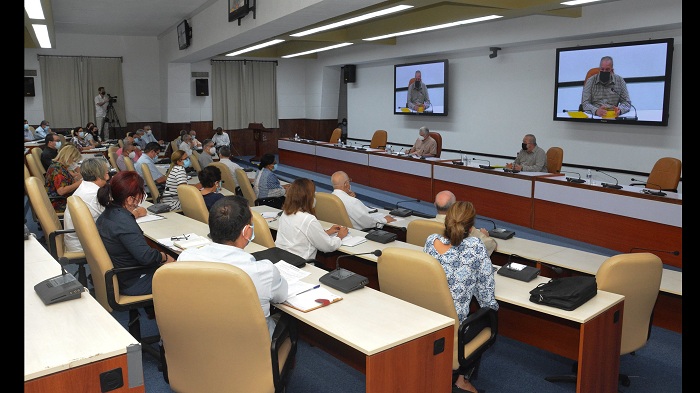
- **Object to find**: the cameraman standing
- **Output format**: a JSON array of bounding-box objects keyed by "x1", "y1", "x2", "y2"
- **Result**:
[{"x1": 95, "y1": 86, "x2": 109, "y2": 139}]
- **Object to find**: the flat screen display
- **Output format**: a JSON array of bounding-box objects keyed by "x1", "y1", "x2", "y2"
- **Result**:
[
  {"x1": 553, "y1": 38, "x2": 673, "y2": 126},
  {"x1": 394, "y1": 59, "x2": 448, "y2": 116}
]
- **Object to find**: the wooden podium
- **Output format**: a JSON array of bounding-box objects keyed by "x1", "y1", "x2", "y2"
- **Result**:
[{"x1": 249, "y1": 122, "x2": 271, "y2": 163}]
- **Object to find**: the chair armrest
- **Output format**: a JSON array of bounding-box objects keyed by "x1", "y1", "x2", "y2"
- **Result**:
[
  {"x1": 457, "y1": 307, "x2": 498, "y2": 365},
  {"x1": 104, "y1": 265, "x2": 159, "y2": 311},
  {"x1": 46, "y1": 228, "x2": 75, "y2": 259}
]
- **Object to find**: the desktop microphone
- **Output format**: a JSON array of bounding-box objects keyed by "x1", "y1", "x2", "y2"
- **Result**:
[
  {"x1": 319, "y1": 250, "x2": 380, "y2": 293},
  {"x1": 631, "y1": 178, "x2": 667, "y2": 196},
  {"x1": 34, "y1": 257, "x2": 85, "y2": 305},
  {"x1": 629, "y1": 247, "x2": 679, "y2": 256},
  {"x1": 596, "y1": 170, "x2": 623, "y2": 189},
  {"x1": 389, "y1": 199, "x2": 419, "y2": 217},
  {"x1": 472, "y1": 158, "x2": 494, "y2": 170},
  {"x1": 560, "y1": 171, "x2": 586, "y2": 183},
  {"x1": 480, "y1": 218, "x2": 515, "y2": 240}
]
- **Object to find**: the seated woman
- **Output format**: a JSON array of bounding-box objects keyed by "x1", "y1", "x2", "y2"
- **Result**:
[
  {"x1": 198, "y1": 165, "x2": 224, "y2": 210},
  {"x1": 45, "y1": 144, "x2": 83, "y2": 213},
  {"x1": 70, "y1": 126, "x2": 95, "y2": 150},
  {"x1": 254, "y1": 153, "x2": 290, "y2": 199},
  {"x1": 275, "y1": 178, "x2": 349, "y2": 260},
  {"x1": 423, "y1": 201, "x2": 499, "y2": 393},
  {"x1": 160, "y1": 150, "x2": 190, "y2": 211},
  {"x1": 96, "y1": 171, "x2": 174, "y2": 298}
]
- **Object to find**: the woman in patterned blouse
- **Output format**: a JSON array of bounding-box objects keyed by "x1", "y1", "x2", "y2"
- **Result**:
[
  {"x1": 423, "y1": 200, "x2": 498, "y2": 393},
  {"x1": 45, "y1": 144, "x2": 83, "y2": 213}
]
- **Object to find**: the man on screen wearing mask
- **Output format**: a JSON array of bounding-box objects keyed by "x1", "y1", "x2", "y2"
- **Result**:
[
  {"x1": 407, "y1": 126, "x2": 437, "y2": 157},
  {"x1": 406, "y1": 70, "x2": 431, "y2": 112},
  {"x1": 581, "y1": 56, "x2": 632, "y2": 118},
  {"x1": 506, "y1": 134, "x2": 547, "y2": 172},
  {"x1": 177, "y1": 196, "x2": 288, "y2": 337}
]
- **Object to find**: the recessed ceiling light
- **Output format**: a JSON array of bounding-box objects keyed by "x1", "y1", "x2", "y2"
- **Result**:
[
  {"x1": 25, "y1": 0, "x2": 45, "y2": 19},
  {"x1": 32, "y1": 24, "x2": 51, "y2": 48},
  {"x1": 363, "y1": 15, "x2": 503, "y2": 41},
  {"x1": 291, "y1": 5, "x2": 413, "y2": 37},
  {"x1": 560, "y1": 0, "x2": 603, "y2": 5},
  {"x1": 282, "y1": 42, "x2": 354, "y2": 59},
  {"x1": 226, "y1": 39, "x2": 285, "y2": 56}
]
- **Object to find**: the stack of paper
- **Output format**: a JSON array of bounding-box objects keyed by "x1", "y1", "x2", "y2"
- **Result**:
[
  {"x1": 284, "y1": 287, "x2": 342, "y2": 312},
  {"x1": 341, "y1": 235, "x2": 367, "y2": 247},
  {"x1": 172, "y1": 234, "x2": 211, "y2": 250}
]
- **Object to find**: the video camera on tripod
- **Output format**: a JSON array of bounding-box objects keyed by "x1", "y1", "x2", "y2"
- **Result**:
[{"x1": 106, "y1": 93, "x2": 118, "y2": 104}]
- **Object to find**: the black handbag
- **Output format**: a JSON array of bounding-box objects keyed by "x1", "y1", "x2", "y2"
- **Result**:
[{"x1": 529, "y1": 276, "x2": 597, "y2": 311}]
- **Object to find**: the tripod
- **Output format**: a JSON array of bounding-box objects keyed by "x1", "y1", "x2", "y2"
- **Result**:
[{"x1": 105, "y1": 101, "x2": 122, "y2": 140}]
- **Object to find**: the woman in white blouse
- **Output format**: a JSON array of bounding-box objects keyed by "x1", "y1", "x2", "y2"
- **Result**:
[{"x1": 275, "y1": 178, "x2": 348, "y2": 260}]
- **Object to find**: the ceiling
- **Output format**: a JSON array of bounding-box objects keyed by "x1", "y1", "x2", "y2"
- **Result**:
[{"x1": 25, "y1": 0, "x2": 612, "y2": 59}]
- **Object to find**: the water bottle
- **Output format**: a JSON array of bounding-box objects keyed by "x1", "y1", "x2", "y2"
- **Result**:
[
  {"x1": 461, "y1": 153, "x2": 468, "y2": 165},
  {"x1": 586, "y1": 169, "x2": 592, "y2": 184},
  {"x1": 294, "y1": 133, "x2": 299, "y2": 141}
]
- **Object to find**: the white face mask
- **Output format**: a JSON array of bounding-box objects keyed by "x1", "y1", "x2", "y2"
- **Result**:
[
  {"x1": 418, "y1": 135, "x2": 425, "y2": 141},
  {"x1": 146, "y1": 130, "x2": 152, "y2": 134},
  {"x1": 68, "y1": 162, "x2": 79, "y2": 171},
  {"x1": 78, "y1": 132, "x2": 85, "y2": 138},
  {"x1": 209, "y1": 147, "x2": 216, "y2": 155},
  {"x1": 128, "y1": 151, "x2": 136, "y2": 159}
]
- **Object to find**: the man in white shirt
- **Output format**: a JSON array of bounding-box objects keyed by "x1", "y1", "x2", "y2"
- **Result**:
[
  {"x1": 433, "y1": 190, "x2": 497, "y2": 256},
  {"x1": 177, "y1": 196, "x2": 288, "y2": 337},
  {"x1": 189, "y1": 130, "x2": 203, "y2": 149},
  {"x1": 212, "y1": 127, "x2": 231, "y2": 149},
  {"x1": 331, "y1": 171, "x2": 395, "y2": 230},
  {"x1": 217, "y1": 146, "x2": 244, "y2": 186},
  {"x1": 94, "y1": 87, "x2": 109, "y2": 139},
  {"x1": 178, "y1": 134, "x2": 194, "y2": 156}
]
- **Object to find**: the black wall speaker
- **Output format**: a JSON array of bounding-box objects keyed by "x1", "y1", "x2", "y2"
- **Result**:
[
  {"x1": 195, "y1": 78, "x2": 209, "y2": 96},
  {"x1": 24, "y1": 77, "x2": 35, "y2": 97},
  {"x1": 343, "y1": 65, "x2": 356, "y2": 83}
]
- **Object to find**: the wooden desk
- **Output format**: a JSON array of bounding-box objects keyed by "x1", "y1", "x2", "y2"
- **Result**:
[
  {"x1": 278, "y1": 139, "x2": 318, "y2": 172},
  {"x1": 367, "y1": 153, "x2": 435, "y2": 202},
  {"x1": 24, "y1": 236, "x2": 145, "y2": 393}
]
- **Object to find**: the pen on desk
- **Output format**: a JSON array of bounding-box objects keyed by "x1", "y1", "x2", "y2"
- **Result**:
[{"x1": 294, "y1": 285, "x2": 320, "y2": 296}]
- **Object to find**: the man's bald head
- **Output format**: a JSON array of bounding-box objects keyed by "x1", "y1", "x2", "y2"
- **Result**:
[
  {"x1": 331, "y1": 171, "x2": 350, "y2": 189},
  {"x1": 434, "y1": 190, "x2": 456, "y2": 214}
]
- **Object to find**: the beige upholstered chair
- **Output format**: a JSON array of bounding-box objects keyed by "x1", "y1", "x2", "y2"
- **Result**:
[
  {"x1": 428, "y1": 132, "x2": 442, "y2": 157},
  {"x1": 190, "y1": 150, "x2": 203, "y2": 173},
  {"x1": 66, "y1": 195, "x2": 161, "y2": 360},
  {"x1": 546, "y1": 252, "x2": 662, "y2": 387},
  {"x1": 406, "y1": 219, "x2": 445, "y2": 247},
  {"x1": 251, "y1": 210, "x2": 276, "y2": 248},
  {"x1": 329, "y1": 128, "x2": 342, "y2": 144},
  {"x1": 123, "y1": 155, "x2": 136, "y2": 171},
  {"x1": 546, "y1": 147, "x2": 564, "y2": 173},
  {"x1": 141, "y1": 163, "x2": 162, "y2": 203},
  {"x1": 369, "y1": 130, "x2": 388, "y2": 149},
  {"x1": 377, "y1": 247, "x2": 498, "y2": 385},
  {"x1": 31, "y1": 147, "x2": 46, "y2": 175},
  {"x1": 207, "y1": 161, "x2": 238, "y2": 195},
  {"x1": 170, "y1": 138, "x2": 180, "y2": 155},
  {"x1": 108, "y1": 146, "x2": 120, "y2": 170},
  {"x1": 25, "y1": 176, "x2": 87, "y2": 285},
  {"x1": 25, "y1": 153, "x2": 45, "y2": 180},
  {"x1": 236, "y1": 168, "x2": 258, "y2": 207},
  {"x1": 314, "y1": 192, "x2": 353, "y2": 228},
  {"x1": 152, "y1": 261, "x2": 298, "y2": 393},
  {"x1": 177, "y1": 184, "x2": 209, "y2": 224},
  {"x1": 629, "y1": 157, "x2": 682, "y2": 192}
]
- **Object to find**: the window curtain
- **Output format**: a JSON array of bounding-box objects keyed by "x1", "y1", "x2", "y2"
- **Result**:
[
  {"x1": 211, "y1": 60, "x2": 278, "y2": 129},
  {"x1": 37, "y1": 55, "x2": 125, "y2": 130}
]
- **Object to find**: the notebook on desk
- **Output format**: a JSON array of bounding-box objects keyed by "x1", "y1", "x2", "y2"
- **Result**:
[{"x1": 252, "y1": 247, "x2": 307, "y2": 268}]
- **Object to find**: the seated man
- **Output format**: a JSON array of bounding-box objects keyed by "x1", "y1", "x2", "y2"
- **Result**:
[
  {"x1": 331, "y1": 171, "x2": 395, "y2": 230},
  {"x1": 407, "y1": 126, "x2": 437, "y2": 157},
  {"x1": 433, "y1": 190, "x2": 496, "y2": 256},
  {"x1": 135, "y1": 142, "x2": 167, "y2": 188},
  {"x1": 212, "y1": 127, "x2": 231, "y2": 149},
  {"x1": 116, "y1": 141, "x2": 137, "y2": 171},
  {"x1": 177, "y1": 196, "x2": 288, "y2": 337},
  {"x1": 198, "y1": 138, "x2": 216, "y2": 169}
]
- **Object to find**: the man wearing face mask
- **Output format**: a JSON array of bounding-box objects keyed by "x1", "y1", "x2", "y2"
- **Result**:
[
  {"x1": 198, "y1": 139, "x2": 216, "y2": 169},
  {"x1": 116, "y1": 142, "x2": 137, "y2": 171},
  {"x1": 140, "y1": 125, "x2": 165, "y2": 146},
  {"x1": 135, "y1": 142, "x2": 167, "y2": 188},
  {"x1": 581, "y1": 56, "x2": 632, "y2": 118},
  {"x1": 41, "y1": 133, "x2": 61, "y2": 170},
  {"x1": 406, "y1": 70, "x2": 431, "y2": 112},
  {"x1": 506, "y1": 134, "x2": 547, "y2": 172},
  {"x1": 177, "y1": 196, "x2": 288, "y2": 337},
  {"x1": 34, "y1": 120, "x2": 51, "y2": 139},
  {"x1": 211, "y1": 126, "x2": 231, "y2": 149},
  {"x1": 408, "y1": 126, "x2": 437, "y2": 157},
  {"x1": 95, "y1": 87, "x2": 109, "y2": 138}
]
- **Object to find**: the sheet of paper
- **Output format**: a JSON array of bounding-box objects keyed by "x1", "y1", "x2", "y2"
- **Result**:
[
  {"x1": 261, "y1": 211, "x2": 280, "y2": 219},
  {"x1": 135, "y1": 214, "x2": 166, "y2": 224},
  {"x1": 276, "y1": 261, "x2": 311, "y2": 283},
  {"x1": 341, "y1": 235, "x2": 367, "y2": 247}
]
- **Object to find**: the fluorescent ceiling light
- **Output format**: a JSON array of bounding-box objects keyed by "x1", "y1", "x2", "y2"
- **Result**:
[
  {"x1": 33, "y1": 24, "x2": 51, "y2": 48},
  {"x1": 226, "y1": 39, "x2": 285, "y2": 56},
  {"x1": 364, "y1": 15, "x2": 503, "y2": 41},
  {"x1": 560, "y1": 0, "x2": 603, "y2": 5},
  {"x1": 25, "y1": 0, "x2": 45, "y2": 19},
  {"x1": 282, "y1": 42, "x2": 353, "y2": 59},
  {"x1": 291, "y1": 5, "x2": 413, "y2": 37}
]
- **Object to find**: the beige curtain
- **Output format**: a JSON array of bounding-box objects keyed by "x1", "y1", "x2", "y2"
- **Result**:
[
  {"x1": 37, "y1": 55, "x2": 124, "y2": 130},
  {"x1": 211, "y1": 60, "x2": 278, "y2": 129}
]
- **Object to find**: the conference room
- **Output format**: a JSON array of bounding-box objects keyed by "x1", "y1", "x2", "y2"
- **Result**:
[{"x1": 24, "y1": 0, "x2": 681, "y2": 392}]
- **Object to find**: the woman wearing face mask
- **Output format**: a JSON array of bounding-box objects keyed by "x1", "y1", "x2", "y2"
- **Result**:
[
  {"x1": 274, "y1": 178, "x2": 348, "y2": 260},
  {"x1": 45, "y1": 144, "x2": 83, "y2": 213},
  {"x1": 71, "y1": 126, "x2": 94, "y2": 150},
  {"x1": 254, "y1": 153, "x2": 290, "y2": 199},
  {"x1": 198, "y1": 165, "x2": 224, "y2": 210},
  {"x1": 160, "y1": 150, "x2": 190, "y2": 211}
]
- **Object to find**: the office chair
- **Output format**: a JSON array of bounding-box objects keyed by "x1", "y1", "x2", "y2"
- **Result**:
[
  {"x1": 377, "y1": 247, "x2": 498, "y2": 387},
  {"x1": 546, "y1": 147, "x2": 564, "y2": 173},
  {"x1": 31, "y1": 147, "x2": 46, "y2": 175},
  {"x1": 314, "y1": 192, "x2": 353, "y2": 228},
  {"x1": 369, "y1": 130, "x2": 388, "y2": 149},
  {"x1": 141, "y1": 163, "x2": 162, "y2": 203},
  {"x1": 123, "y1": 155, "x2": 136, "y2": 171},
  {"x1": 235, "y1": 168, "x2": 285, "y2": 208},
  {"x1": 152, "y1": 261, "x2": 298, "y2": 392},
  {"x1": 25, "y1": 153, "x2": 46, "y2": 181},
  {"x1": 177, "y1": 184, "x2": 209, "y2": 224},
  {"x1": 545, "y1": 252, "x2": 662, "y2": 387},
  {"x1": 329, "y1": 128, "x2": 342, "y2": 144},
  {"x1": 190, "y1": 150, "x2": 203, "y2": 173},
  {"x1": 207, "y1": 161, "x2": 239, "y2": 195},
  {"x1": 629, "y1": 157, "x2": 681, "y2": 192},
  {"x1": 25, "y1": 176, "x2": 88, "y2": 287},
  {"x1": 108, "y1": 146, "x2": 120, "y2": 171},
  {"x1": 66, "y1": 195, "x2": 162, "y2": 362},
  {"x1": 251, "y1": 210, "x2": 277, "y2": 248},
  {"x1": 578, "y1": 67, "x2": 600, "y2": 111},
  {"x1": 429, "y1": 132, "x2": 442, "y2": 157},
  {"x1": 406, "y1": 219, "x2": 445, "y2": 247},
  {"x1": 169, "y1": 138, "x2": 180, "y2": 156}
]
